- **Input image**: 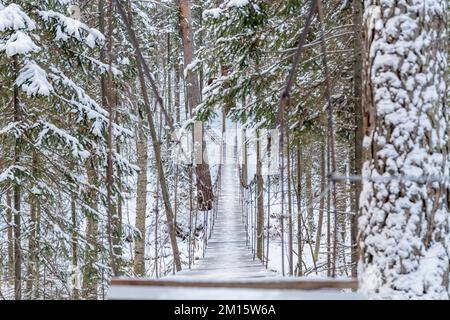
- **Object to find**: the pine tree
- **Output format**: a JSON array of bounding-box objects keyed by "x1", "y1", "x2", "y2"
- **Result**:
[{"x1": 0, "y1": 0, "x2": 135, "y2": 298}]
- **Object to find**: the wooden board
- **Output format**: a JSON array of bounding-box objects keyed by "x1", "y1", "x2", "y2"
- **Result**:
[
  {"x1": 111, "y1": 278, "x2": 358, "y2": 290},
  {"x1": 107, "y1": 285, "x2": 365, "y2": 300},
  {"x1": 108, "y1": 163, "x2": 364, "y2": 300}
]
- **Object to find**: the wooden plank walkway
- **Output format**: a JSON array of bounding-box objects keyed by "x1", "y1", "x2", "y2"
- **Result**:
[
  {"x1": 109, "y1": 279, "x2": 361, "y2": 300},
  {"x1": 174, "y1": 163, "x2": 278, "y2": 280}
]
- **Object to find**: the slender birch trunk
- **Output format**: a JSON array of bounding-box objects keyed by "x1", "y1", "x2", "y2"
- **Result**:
[
  {"x1": 317, "y1": 0, "x2": 337, "y2": 277},
  {"x1": 136, "y1": 56, "x2": 182, "y2": 272},
  {"x1": 71, "y1": 196, "x2": 79, "y2": 299},
  {"x1": 174, "y1": 61, "x2": 181, "y2": 124},
  {"x1": 287, "y1": 133, "x2": 294, "y2": 276},
  {"x1": 82, "y1": 160, "x2": 99, "y2": 300},
  {"x1": 26, "y1": 153, "x2": 39, "y2": 298}
]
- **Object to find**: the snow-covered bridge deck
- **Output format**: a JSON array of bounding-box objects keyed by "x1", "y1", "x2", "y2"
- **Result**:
[
  {"x1": 175, "y1": 162, "x2": 278, "y2": 280},
  {"x1": 109, "y1": 160, "x2": 363, "y2": 299}
]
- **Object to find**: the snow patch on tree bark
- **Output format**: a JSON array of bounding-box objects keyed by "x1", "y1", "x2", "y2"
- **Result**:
[{"x1": 359, "y1": 0, "x2": 449, "y2": 299}]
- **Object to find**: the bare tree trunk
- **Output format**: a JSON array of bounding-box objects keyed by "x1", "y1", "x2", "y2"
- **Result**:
[
  {"x1": 351, "y1": 0, "x2": 363, "y2": 279},
  {"x1": 326, "y1": 165, "x2": 331, "y2": 277},
  {"x1": 188, "y1": 165, "x2": 193, "y2": 269},
  {"x1": 166, "y1": 33, "x2": 172, "y2": 117},
  {"x1": 13, "y1": 180, "x2": 21, "y2": 300},
  {"x1": 114, "y1": 0, "x2": 182, "y2": 272},
  {"x1": 13, "y1": 55, "x2": 22, "y2": 300},
  {"x1": 136, "y1": 57, "x2": 182, "y2": 272},
  {"x1": 116, "y1": 208, "x2": 123, "y2": 268},
  {"x1": 296, "y1": 143, "x2": 303, "y2": 276},
  {"x1": 134, "y1": 120, "x2": 148, "y2": 276},
  {"x1": 287, "y1": 134, "x2": 294, "y2": 276},
  {"x1": 256, "y1": 131, "x2": 264, "y2": 261},
  {"x1": 154, "y1": 169, "x2": 160, "y2": 278},
  {"x1": 336, "y1": 147, "x2": 348, "y2": 275},
  {"x1": 115, "y1": 110, "x2": 123, "y2": 269},
  {"x1": 103, "y1": 0, "x2": 119, "y2": 277},
  {"x1": 265, "y1": 135, "x2": 271, "y2": 268},
  {"x1": 178, "y1": 0, "x2": 214, "y2": 211},
  {"x1": 175, "y1": 61, "x2": 181, "y2": 124},
  {"x1": 71, "y1": 196, "x2": 79, "y2": 299},
  {"x1": 82, "y1": 161, "x2": 99, "y2": 300},
  {"x1": 314, "y1": 141, "x2": 326, "y2": 261},
  {"x1": 317, "y1": 0, "x2": 338, "y2": 277},
  {"x1": 6, "y1": 192, "x2": 13, "y2": 286},
  {"x1": 26, "y1": 196, "x2": 35, "y2": 297},
  {"x1": 280, "y1": 212, "x2": 285, "y2": 276},
  {"x1": 34, "y1": 202, "x2": 40, "y2": 299},
  {"x1": 26, "y1": 153, "x2": 38, "y2": 298},
  {"x1": 305, "y1": 155, "x2": 314, "y2": 238},
  {"x1": 241, "y1": 128, "x2": 248, "y2": 186}
]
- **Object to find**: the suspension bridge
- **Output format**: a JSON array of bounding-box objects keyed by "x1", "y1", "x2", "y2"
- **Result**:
[{"x1": 108, "y1": 131, "x2": 363, "y2": 300}]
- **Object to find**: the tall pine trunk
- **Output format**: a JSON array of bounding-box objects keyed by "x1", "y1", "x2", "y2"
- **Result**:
[
  {"x1": 178, "y1": 0, "x2": 214, "y2": 211},
  {"x1": 134, "y1": 120, "x2": 148, "y2": 276},
  {"x1": 351, "y1": 0, "x2": 363, "y2": 279},
  {"x1": 82, "y1": 160, "x2": 99, "y2": 300},
  {"x1": 13, "y1": 55, "x2": 22, "y2": 300},
  {"x1": 314, "y1": 141, "x2": 326, "y2": 261}
]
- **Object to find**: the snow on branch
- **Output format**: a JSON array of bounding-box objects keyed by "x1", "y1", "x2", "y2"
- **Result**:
[
  {"x1": 112, "y1": 150, "x2": 139, "y2": 175},
  {"x1": 39, "y1": 10, "x2": 105, "y2": 48},
  {"x1": 0, "y1": 121, "x2": 26, "y2": 138},
  {"x1": 0, "y1": 31, "x2": 39, "y2": 56},
  {"x1": 49, "y1": 67, "x2": 132, "y2": 139},
  {"x1": 76, "y1": 53, "x2": 122, "y2": 76},
  {"x1": 203, "y1": 8, "x2": 223, "y2": 19},
  {"x1": 226, "y1": 0, "x2": 250, "y2": 8},
  {"x1": 203, "y1": 0, "x2": 254, "y2": 19},
  {"x1": 0, "y1": 3, "x2": 36, "y2": 32},
  {"x1": 16, "y1": 60, "x2": 53, "y2": 97},
  {"x1": 183, "y1": 58, "x2": 201, "y2": 78},
  {"x1": 0, "y1": 165, "x2": 28, "y2": 183},
  {"x1": 35, "y1": 120, "x2": 90, "y2": 160}
]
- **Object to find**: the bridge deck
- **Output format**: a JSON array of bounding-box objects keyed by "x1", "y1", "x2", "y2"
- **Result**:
[{"x1": 175, "y1": 162, "x2": 278, "y2": 280}]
